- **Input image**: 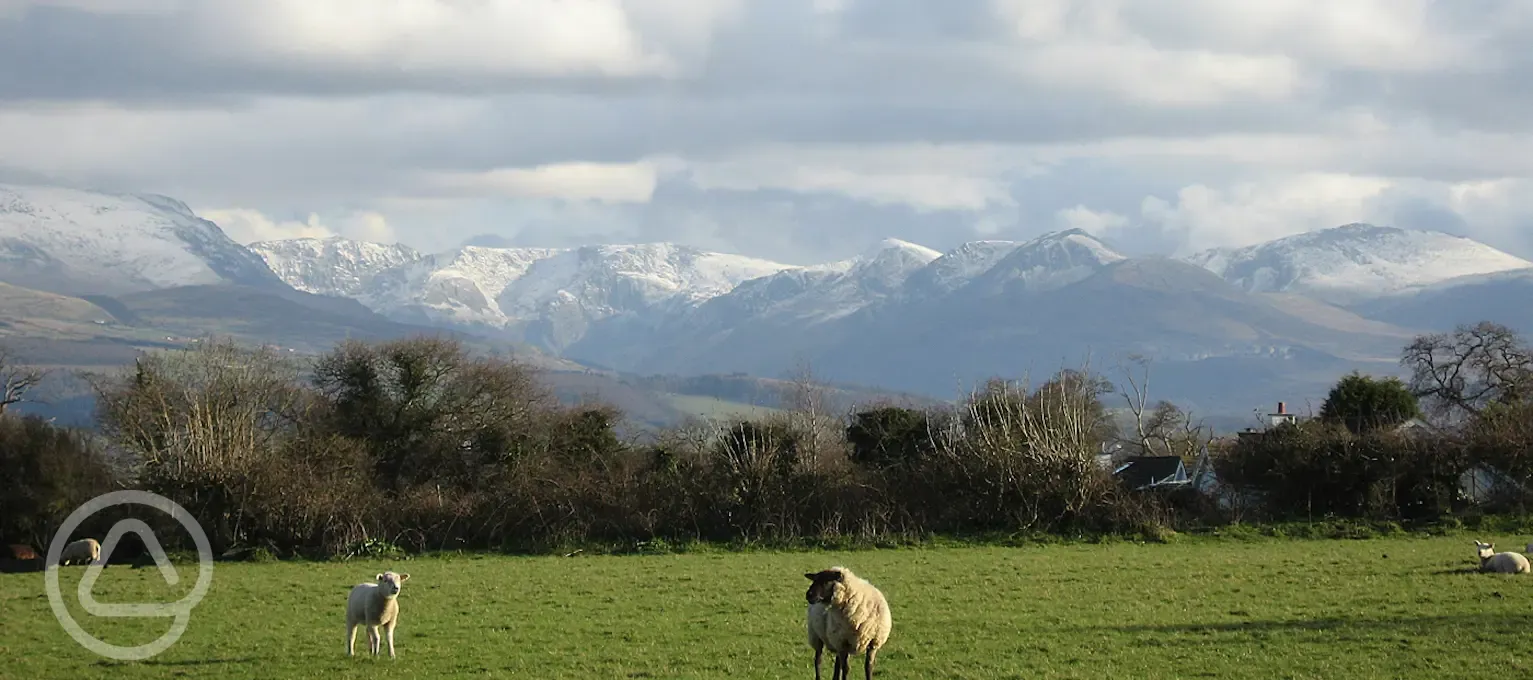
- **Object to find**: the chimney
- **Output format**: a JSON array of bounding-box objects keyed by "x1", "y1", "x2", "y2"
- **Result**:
[{"x1": 1277, "y1": 401, "x2": 1287, "y2": 415}]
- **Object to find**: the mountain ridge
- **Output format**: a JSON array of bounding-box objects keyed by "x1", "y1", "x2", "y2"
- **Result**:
[
  {"x1": 6, "y1": 182, "x2": 1533, "y2": 420},
  {"x1": 1183, "y1": 222, "x2": 1533, "y2": 304},
  {"x1": 244, "y1": 221, "x2": 1529, "y2": 411}
]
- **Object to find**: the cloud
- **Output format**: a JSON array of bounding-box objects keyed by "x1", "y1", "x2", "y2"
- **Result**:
[
  {"x1": 1139, "y1": 173, "x2": 1395, "y2": 253},
  {"x1": 425, "y1": 161, "x2": 662, "y2": 203},
  {"x1": 685, "y1": 144, "x2": 1021, "y2": 212},
  {"x1": 2, "y1": 0, "x2": 1533, "y2": 264},
  {"x1": 1056, "y1": 205, "x2": 1128, "y2": 235},
  {"x1": 0, "y1": 0, "x2": 175, "y2": 16},
  {"x1": 195, "y1": 0, "x2": 676, "y2": 78},
  {"x1": 200, "y1": 208, "x2": 396, "y2": 245}
]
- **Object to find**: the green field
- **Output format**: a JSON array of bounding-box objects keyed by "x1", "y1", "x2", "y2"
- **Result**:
[
  {"x1": 2, "y1": 536, "x2": 1530, "y2": 679},
  {"x1": 661, "y1": 392, "x2": 783, "y2": 421}
]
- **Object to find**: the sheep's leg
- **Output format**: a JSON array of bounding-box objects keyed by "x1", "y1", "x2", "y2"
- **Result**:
[
  {"x1": 385, "y1": 621, "x2": 397, "y2": 659},
  {"x1": 346, "y1": 623, "x2": 357, "y2": 657},
  {"x1": 812, "y1": 644, "x2": 823, "y2": 680},
  {"x1": 864, "y1": 647, "x2": 878, "y2": 680},
  {"x1": 835, "y1": 650, "x2": 850, "y2": 680},
  {"x1": 368, "y1": 626, "x2": 380, "y2": 656}
]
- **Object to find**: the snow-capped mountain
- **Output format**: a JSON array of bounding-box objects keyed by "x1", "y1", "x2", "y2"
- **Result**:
[
  {"x1": 563, "y1": 238, "x2": 944, "y2": 375},
  {"x1": 250, "y1": 237, "x2": 424, "y2": 298},
  {"x1": 564, "y1": 231, "x2": 1131, "y2": 376},
  {"x1": 677, "y1": 237, "x2": 941, "y2": 326},
  {"x1": 14, "y1": 179, "x2": 1531, "y2": 419},
  {"x1": 902, "y1": 239, "x2": 1022, "y2": 296},
  {"x1": 959, "y1": 228, "x2": 1126, "y2": 296},
  {"x1": 0, "y1": 184, "x2": 285, "y2": 296},
  {"x1": 567, "y1": 227, "x2": 1417, "y2": 411},
  {"x1": 1184, "y1": 223, "x2": 1533, "y2": 304},
  {"x1": 248, "y1": 237, "x2": 793, "y2": 350},
  {"x1": 735, "y1": 237, "x2": 942, "y2": 321}
]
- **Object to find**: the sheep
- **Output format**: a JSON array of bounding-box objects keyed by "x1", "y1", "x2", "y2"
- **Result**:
[
  {"x1": 1476, "y1": 541, "x2": 1530, "y2": 574},
  {"x1": 346, "y1": 571, "x2": 411, "y2": 658},
  {"x1": 57, "y1": 538, "x2": 100, "y2": 567},
  {"x1": 804, "y1": 566, "x2": 892, "y2": 680},
  {"x1": 806, "y1": 599, "x2": 831, "y2": 680}
]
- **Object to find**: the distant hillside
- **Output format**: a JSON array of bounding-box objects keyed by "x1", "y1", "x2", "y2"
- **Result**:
[
  {"x1": 1349, "y1": 268, "x2": 1533, "y2": 335},
  {"x1": 0, "y1": 279, "x2": 918, "y2": 432}
]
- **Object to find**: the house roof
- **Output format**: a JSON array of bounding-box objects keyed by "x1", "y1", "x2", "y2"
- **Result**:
[{"x1": 1114, "y1": 456, "x2": 1187, "y2": 490}]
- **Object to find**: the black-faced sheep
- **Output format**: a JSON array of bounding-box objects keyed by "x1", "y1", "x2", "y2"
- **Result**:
[
  {"x1": 805, "y1": 566, "x2": 892, "y2": 680},
  {"x1": 806, "y1": 600, "x2": 831, "y2": 680}
]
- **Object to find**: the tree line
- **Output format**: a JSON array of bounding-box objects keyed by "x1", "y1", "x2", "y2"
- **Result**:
[{"x1": 3, "y1": 320, "x2": 1533, "y2": 559}]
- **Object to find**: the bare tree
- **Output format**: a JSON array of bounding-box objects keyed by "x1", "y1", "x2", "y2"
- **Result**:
[
  {"x1": 777, "y1": 358, "x2": 839, "y2": 467},
  {"x1": 0, "y1": 345, "x2": 45, "y2": 415},
  {"x1": 1403, "y1": 321, "x2": 1533, "y2": 421},
  {"x1": 92, "y1": 338, "x2": 307, "y2": 480},
  {"x1": 780, "y1": 358, "x2": 826, "y2": 416},
  {"x1": 932, "y1": 365, "x2": 1118, "y2": 529},
  {"x1": 1116, "y1": 355, "x2": 1210, "y2": 461}
]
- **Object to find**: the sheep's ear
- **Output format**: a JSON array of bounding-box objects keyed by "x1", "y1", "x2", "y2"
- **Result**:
[
  {"x1": 399, "y1": 574, "x2": 410, "y2": 582},
  {"x1": 376, "y1": 573, "x2": 386, "y2": 581},
  {"x1": 805, "y1": 573, "x2": 817, "y2": 581}
]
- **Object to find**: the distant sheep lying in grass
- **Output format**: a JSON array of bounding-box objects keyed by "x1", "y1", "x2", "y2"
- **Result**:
[
  {"x1": 346, "y1": 571, "x2": 410, "y2": 658},
  {"x1": 804, "y1": 566, "x2": 892, "y2": 680},
  {"x1": 1476, "y1": 541, "x2": 1529, "y2": 574},
  {"x1": 57, "y1": 538, "x2": 100, "y2": 567}
]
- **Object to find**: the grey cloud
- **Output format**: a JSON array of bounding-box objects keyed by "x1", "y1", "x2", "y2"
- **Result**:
[
  {"x1": 3, "y1": 0, "x2": 1533, "y2": 265},
  {"x1": 426, "y1": 166, "x2": 1195, "y2": 266}
]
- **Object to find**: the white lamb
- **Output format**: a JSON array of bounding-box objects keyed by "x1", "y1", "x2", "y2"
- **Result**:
[
  {"x1": 58, "y1": 538, "x2": 100, "y2": 567},
  {"x1": 1475, "y1": 541, "x2": 1530, "y2": 574},
  {"x1": 804, "y1": 566, "x2": 892, "y2": 680},
  {"x1": 346, "y1": 571, "x2": 411, "y2": 658}
]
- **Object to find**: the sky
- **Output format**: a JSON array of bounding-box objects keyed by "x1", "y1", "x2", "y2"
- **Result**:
[{"x1": 2, "y1": 0, "x2": 1533, "y2": 265}]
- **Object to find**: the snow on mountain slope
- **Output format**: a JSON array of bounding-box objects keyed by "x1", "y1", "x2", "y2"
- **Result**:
[
  {"x1": 0, "y1": 184, "x2": 285, "y2": 295},
  {"x1": 250, "y1": 236, "x2": 793, "y2": 348},
  {"x1": 962, "y1": 228, "x2": 1127, "y2": 295},
  {"x1": 572, "y1": 231, "x2": 1124, "y2": 371},
  {"x1": 365, "y1": 245, "x2": 562, "y2": 328},
  {"x1": 249, "y1": 236, "x2": 423, "y2": 298},
  {"x1": 564, "y1": 237, "x2": 945, "y2": 375},
  {"x1": 500, "y1": 243, "x2": 792, "y2": 319},
  {"x1": 903, "y1": 240, "x2": 1023, "y2": 296},
  {"x1": 1184, "y1": 223, "x2": 1532, "y2": 304},
  {"x1": 706, "y1": 237, "x2": 943, "y2": 324}
]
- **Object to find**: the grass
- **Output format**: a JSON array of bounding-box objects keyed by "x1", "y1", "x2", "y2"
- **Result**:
[
  {"x1": 661, "y1": 392, "x2": 783, "y2": 421},
  {"x1": 2, "y1": 536, "x2": 1531, "y2": 679}
]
